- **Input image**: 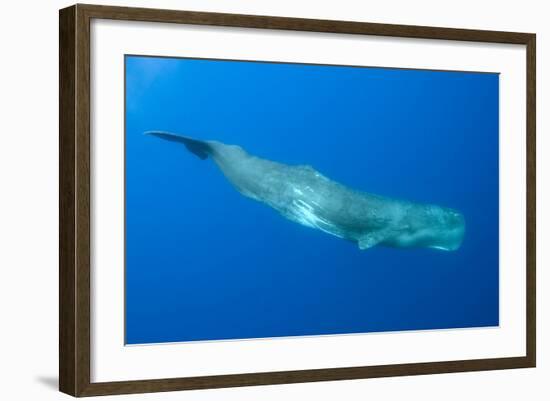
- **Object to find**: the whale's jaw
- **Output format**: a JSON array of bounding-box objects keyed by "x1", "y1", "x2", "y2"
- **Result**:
[
  {"x1": 428, "y1": 222, "x2": 466, "y2": 251},
  {"x1": 428, "y1": 210, "x2": 465, "y2": 251}
]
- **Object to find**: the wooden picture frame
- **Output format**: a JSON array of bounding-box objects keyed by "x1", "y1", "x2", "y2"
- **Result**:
[{"x1": 59, "y1": 3, "x2": 536, "y2": 397}]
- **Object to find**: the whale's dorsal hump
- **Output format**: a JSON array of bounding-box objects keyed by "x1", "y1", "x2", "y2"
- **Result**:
[{"x1": 295, "y1": 164, "x2": 328, "y2": 181}]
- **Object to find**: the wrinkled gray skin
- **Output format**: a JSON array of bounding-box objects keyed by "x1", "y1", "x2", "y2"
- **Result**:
[{"x1": 146, "y1": 131, "x2": 465, "y2": 251}]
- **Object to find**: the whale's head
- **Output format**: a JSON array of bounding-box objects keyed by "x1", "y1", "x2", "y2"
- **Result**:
[{"x1": 390, "y1": 204, "x2": 465, "y2": 251}]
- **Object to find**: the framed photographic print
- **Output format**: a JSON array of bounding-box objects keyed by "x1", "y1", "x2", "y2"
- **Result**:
[{"x1": 59, "y1": 4, "x2": 536, "y2": 397}]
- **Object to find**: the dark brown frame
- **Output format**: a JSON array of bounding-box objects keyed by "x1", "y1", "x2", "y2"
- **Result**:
[{"x1": 59, "y1": 3, "x2": 536, "y2": 397}]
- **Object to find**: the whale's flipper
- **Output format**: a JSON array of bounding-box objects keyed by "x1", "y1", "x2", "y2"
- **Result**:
[
  {"x1": 358, "y1": 235, "x2": 380, "y2": 250},
  {"x1": 358, "y1": 230, "x2": 389, "y2": 250},
  {"x1": 145, "y1": 131, "x2": 211, "y2": 160}
]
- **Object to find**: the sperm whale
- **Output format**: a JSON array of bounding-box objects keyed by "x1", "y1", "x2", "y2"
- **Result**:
[{"x1": 146, "y1": 131, "x2": 465, "y2": 251}]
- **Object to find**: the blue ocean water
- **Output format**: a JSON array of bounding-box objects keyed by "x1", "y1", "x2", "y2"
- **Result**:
[{"x1": 125, "y1": 55, "x2": 499, "y2": 345}]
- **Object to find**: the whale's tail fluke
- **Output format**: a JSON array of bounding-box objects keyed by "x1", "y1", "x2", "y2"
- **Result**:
[{"x1": 145, "y1": 131, "x2": 211, "y2": 160}]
